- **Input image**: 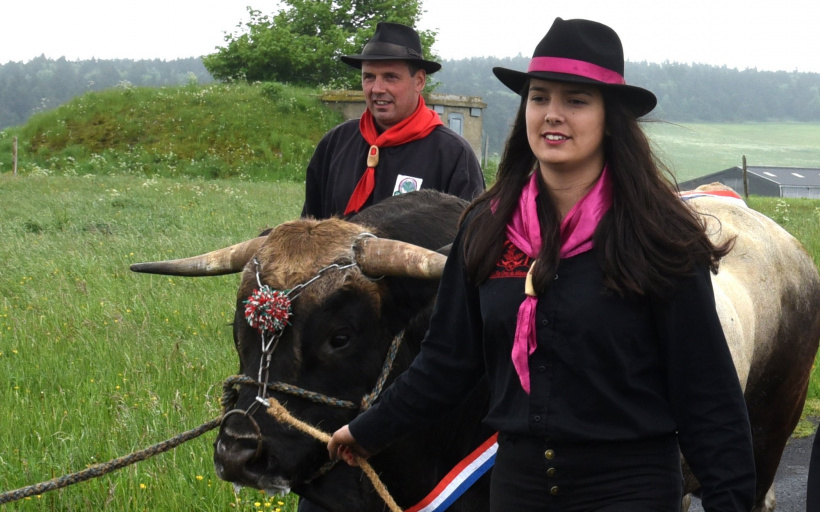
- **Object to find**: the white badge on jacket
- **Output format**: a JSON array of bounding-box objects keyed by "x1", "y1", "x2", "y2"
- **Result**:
[{"x1": 393, "y1": 175, "x2": 423, "y2": 196}]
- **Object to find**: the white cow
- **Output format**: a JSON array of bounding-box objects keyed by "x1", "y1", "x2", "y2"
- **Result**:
[{"x1": 682, "y1": 184, "x2": 820, "y2": 511}]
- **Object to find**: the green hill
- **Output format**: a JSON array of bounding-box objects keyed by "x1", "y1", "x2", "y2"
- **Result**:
[{"x1": 0, "y1": 81, "x2": 342, "y2": 182}]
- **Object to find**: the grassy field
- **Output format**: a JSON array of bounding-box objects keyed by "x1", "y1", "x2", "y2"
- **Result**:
[
  {"x1": 0, "y1": 175, "x2": 304, "y2": 510},
  {"x1": 644, "y1": 122, "x2": 820, "y2": 183},
  {"x1": 1, "y1": 173, "x2": 819, "y2": 510}
]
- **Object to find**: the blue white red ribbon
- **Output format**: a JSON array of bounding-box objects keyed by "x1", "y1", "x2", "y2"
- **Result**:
[
  {"x1": 405, "y1": 433, "x2": 498, "y2": 512},
  {"x1": 679, "y1": 188, "x2": 747, "y2": 207}
]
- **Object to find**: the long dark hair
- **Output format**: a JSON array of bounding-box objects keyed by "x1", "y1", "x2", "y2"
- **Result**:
[{"x1": 461, "y1": 84, "x2": 732, "y2": 298}]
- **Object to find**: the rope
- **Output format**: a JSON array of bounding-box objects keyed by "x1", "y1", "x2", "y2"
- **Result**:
[
  {"x1": 263, "y1": 397, "x2": 402, "y2": 512},
  {"x1": 0, "y1": 378, "x2": 241, "y2": 505},
  {"x1": 223, "y1": 374, "x2": 358, "y2": 409},
  {"x1": 0, "y1": 347, "x2": 405, "y2": 507},
  {"x1": 0, "y1": 418, "x2": 220, "y2": 505},
  {"x1": 360, "y1": 330, "x2": 403, "y2": 411}
]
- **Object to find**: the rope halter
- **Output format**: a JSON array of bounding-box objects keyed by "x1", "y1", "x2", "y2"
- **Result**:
[{"x1": 220, "y1": 233, "x2": 404, "y2": 480}]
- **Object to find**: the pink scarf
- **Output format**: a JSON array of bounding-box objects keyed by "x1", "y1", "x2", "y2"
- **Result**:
[{"x1": 507, "y1": 165, "x2": 613, "y2": 393}]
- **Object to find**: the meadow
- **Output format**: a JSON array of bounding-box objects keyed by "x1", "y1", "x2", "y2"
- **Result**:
[
  {"x1": 1, "y1": 82, "x2": 819, "y2": 509},
  {"x1": 0, "y1": 175, "x2": 305, "y2": 510},
  {"x1": 644, "y1": 121, "x2": 820, "y2": 183}
]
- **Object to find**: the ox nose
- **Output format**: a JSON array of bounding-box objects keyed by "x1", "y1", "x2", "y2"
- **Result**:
[
  {"x1": 213, "y1": 410, "x2": 266, "y2": 483},
  {"x1": 214, "y1": 435, "x2": 263, "y2": 482}
]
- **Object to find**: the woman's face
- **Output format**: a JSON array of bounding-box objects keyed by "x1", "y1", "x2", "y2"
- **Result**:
[{"x1": 525, "y1": 79, "x2": 606, "y2": 176}]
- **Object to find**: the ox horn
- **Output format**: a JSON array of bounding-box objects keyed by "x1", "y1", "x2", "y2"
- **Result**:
[
  {"x1": 355, "y1": 237, "x2": 448, "y2": 279},
  {"x1": 129, "y1": 236, "x2": 266, "y2": 276}
]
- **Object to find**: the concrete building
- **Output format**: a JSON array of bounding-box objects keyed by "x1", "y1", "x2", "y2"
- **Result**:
[
  {"x1": 320, "y1": 90, "x2": 486, "y2": 158},
  {"x1": 679, "y1": 165, "x2": 820, "y2": 199}
]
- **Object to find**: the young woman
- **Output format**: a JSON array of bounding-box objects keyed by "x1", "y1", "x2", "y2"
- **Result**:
[{"x1": 328, "y1": 18, "x2": 756, "y2": 511}]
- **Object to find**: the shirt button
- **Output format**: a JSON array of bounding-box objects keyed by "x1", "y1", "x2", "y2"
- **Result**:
[
  {"x1": 553, "y1": 274, "x2": 558, "y2": 280},
  {"x1": 544, "y1": 449, "x2": 555, "y2": 459},
  {"x1": 550, "y1": 486, "x2": 560, "y2": 495},
  {"x1": 547, "y1": 467, "x2": 557, "y2": 477},
  {"x1": 538, "y1": 365, "x2": 546, "y2": 373},
  {"x1": 534, "y1": 415, "x2": 541, "y2": 422},
  {"x1": 541, "y1": 319, "x2": 549, "y2": 326}
]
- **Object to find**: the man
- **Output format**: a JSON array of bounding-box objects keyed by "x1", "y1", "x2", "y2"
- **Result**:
[
  {"x1": 301, "y1": 22, "x2": 484, "y2": 219},
  {"x1": 298, "y1": 21, "x2": 484, "y2": 512}
]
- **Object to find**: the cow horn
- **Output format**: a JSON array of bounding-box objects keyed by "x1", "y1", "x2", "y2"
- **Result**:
[
  {"x1": 130, "y1": 236, "x2": 266, "y2": 276},
  {"x1": 355, "y1": 237, "x2": 447, "y2": 279}
]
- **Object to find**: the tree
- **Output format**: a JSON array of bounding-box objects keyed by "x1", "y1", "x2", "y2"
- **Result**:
[{"x1": 202, "y1": 0, "x2": 437, "y2": 88}]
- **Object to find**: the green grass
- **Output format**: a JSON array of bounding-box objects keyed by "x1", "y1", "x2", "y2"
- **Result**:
[
  {"x1": 0, "y1": 81, "x2": 343, "y2": 182},
  {"x1": 0, "y1": 174, "x2": 304, "y2": 510},
  {"x1": 644, "y1": 122, "x2": 820, "y2": 182}
]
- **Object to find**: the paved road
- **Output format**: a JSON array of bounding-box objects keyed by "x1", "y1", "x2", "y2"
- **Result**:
[{"x1": 690, "y1": 429, "x2": 815, "y2": 512}]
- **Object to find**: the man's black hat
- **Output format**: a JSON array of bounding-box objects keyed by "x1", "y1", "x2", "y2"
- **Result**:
[{"x1": 341, "y1": 22, "x2": 441, "y2": 74}]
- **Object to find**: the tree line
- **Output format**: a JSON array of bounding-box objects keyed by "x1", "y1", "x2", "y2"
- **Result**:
[{"x1": 2, "y1": 54, "x2": 819, "y2": 155}]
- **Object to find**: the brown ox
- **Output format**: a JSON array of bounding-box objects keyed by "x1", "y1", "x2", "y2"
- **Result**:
[{"x1": 132, "y1": 187, "x2": 820, "y2": 511}]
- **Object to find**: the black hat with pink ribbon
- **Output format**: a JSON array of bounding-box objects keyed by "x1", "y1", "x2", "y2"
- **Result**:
[{"x1": 492, "y1": 18, "x2": 657, "y2": 117}]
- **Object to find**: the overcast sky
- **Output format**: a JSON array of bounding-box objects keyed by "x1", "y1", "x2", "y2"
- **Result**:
[{"x1": 2, "y1": 0, "x2": 818, "y2": 73}]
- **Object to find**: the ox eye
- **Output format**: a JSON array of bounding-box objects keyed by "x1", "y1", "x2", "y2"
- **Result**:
[{"x1": 329, "y1": 334, "x2": 350, "y2": 349}]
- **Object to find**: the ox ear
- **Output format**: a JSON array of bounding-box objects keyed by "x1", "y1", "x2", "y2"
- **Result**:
[
  {"x1": 354, "y1": 237, "x2": 447, "y2": 279},
  {"x1": 129, "y1": 236, "x2": 266, "y2": 276}
]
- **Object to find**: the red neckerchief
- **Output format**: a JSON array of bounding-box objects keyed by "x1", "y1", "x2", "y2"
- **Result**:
[
  {"x1": 343, "y1": 96, "x2": 443, "y2": 215},
  {"x1": 506, "y1": 165, "x2": 613, "y2": 393}
]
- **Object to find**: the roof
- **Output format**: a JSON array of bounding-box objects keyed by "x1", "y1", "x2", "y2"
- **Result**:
[
  {"x1": 684, "y1": 166, "x2": 820, "y2": 188},
  {"x1": 741, "y1": 166, "x2": 820, "y2": 187}
]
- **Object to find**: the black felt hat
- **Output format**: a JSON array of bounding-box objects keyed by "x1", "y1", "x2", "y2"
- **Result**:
[
  {"x1": 493, "y1": 18, "x2": 656, "y2": 117},
  {"x1": 341, "y1": 22, "x2": 441, "y2": 74}
]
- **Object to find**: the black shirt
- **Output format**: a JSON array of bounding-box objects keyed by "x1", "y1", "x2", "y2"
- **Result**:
[{"x1": 350, "y1": 213, "x2": 756, "y2": 512}]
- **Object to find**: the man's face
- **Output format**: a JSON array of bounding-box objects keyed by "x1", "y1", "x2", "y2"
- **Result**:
[{"x1": 361, "y1": 60, "x2": 426, "y2": 130}]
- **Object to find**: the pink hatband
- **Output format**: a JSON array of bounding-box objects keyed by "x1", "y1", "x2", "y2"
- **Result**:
[{"x1": 527, "y1": 56, "x2": 625, "y2": 85}]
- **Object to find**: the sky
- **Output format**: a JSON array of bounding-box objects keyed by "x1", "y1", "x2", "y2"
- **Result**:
[{"x1": 2, "y1": 0, "x2": 818, "y2": 73}]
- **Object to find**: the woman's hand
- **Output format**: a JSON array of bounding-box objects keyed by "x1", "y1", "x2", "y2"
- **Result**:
[{"x1": 327, "y1": 425, "x2": 372, "y2": 467}]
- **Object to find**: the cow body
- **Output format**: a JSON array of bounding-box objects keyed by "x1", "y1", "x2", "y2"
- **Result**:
[
  {"x1": 133, "y1": 188, "x2": 820, "y2": 511},
  {"x1": 682, "y1": 186, "x2": 820, "y2": 511}
]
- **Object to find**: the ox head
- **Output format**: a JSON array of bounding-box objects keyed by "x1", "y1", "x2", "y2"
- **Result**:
[{"x1": 131, "y1": 217, "x2": 447, "y2": 506}]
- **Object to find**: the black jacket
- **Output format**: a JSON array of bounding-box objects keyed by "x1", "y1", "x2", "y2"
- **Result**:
[{"x1": 301, "y1": 120, "x2": 484, "y2": 219}]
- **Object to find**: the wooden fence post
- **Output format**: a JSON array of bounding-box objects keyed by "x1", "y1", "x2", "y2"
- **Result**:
[
  {"x1": 482, "y1": 135, "x2": 489, "y2": 169},
  {"x1": 12, "y1": 136, "x2": 17, "y2": 175},
  {"x1": 742, "y1": 155, "x2": 748, "y2": 199}
]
